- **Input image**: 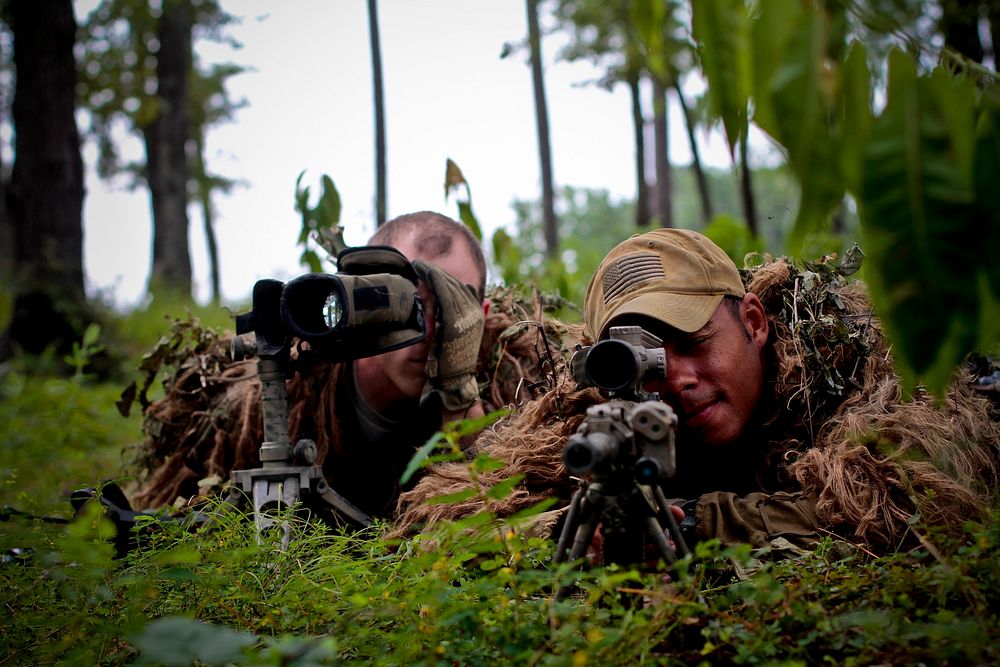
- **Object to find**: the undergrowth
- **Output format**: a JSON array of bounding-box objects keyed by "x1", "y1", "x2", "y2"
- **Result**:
[
  {"x1": 2, "y1": 486, "x2": 997, "y2": 665},
  {"x1": 2, "y1": 310, "x2": 998, "y2": 666}
]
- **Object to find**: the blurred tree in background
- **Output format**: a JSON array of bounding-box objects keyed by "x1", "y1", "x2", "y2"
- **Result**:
[
  {"x1": 1, "y1": 0, "x2": 88, "y2": 361},
  {"x1": 77, "y1": 0, "x2": 245, "y2": 301},
  {"x1": 0, "y1": 0, "x2": 994, "y2": 394}
]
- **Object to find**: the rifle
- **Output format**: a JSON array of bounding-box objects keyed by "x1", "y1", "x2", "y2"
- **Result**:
[{"x1": 553, "y1": 326, "x2": 690, "y2": 598}]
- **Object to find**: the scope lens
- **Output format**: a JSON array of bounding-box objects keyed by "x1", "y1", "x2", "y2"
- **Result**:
[
  {"x1": 587, "y1": 340, "x2": 639, "y2": 391},
  {"x1": 322, "y1": 292, "x2": 343, "y2": 329}
]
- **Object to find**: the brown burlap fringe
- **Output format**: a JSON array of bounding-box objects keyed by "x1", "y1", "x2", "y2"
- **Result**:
[{"x1": 393, "y1": 258, "x2": 1000, "y2": 551}]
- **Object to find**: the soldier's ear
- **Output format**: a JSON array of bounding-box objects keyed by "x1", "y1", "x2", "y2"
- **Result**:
[{"x1": 741, "y1": 293, "x2": 769, "y2": 350}]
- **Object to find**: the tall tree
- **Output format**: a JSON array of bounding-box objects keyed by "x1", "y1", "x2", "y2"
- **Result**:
[
  {"x1": 3, "y1": 0, "x2": 86, "y2": 356},
  {"x1": 737, "y1": 130, "x2": 757, "y2": 236},
  {"x1": 554, "y1": 0, "x2": 650, "y2": 228},
  {"x1": 627, "y1": 72, "x2": 651, "y2": 229},
  {"x1": 144, "y1": 0, "x2": 193, "y2": 296},
  {"x1": 188, "y1": 61, "x2": 245, "y2": 305},
  {"x1": 78, "y1": 0, "x2": 243, "y2": 301},
  {"x1": 0, "y1": 20, "x2": 13, "y2": 353},
  {"x1": 938, "y1": 0, "x2": 985, "y2": 62},
  {"x1": 674, "y1": 81, "x2": 713, "y2": 224},
  {"x1": 526, "y1": 0, "x2": 558, "y2": 258},
  {"x1": 652, "y1": 78, "x2": 672, "y2": 228},
  {"x1": 368, "y1": 0, "x2": 387, "y2": 227}
]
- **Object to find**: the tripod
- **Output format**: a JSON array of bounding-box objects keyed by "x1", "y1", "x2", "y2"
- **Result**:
[
  {"x1": 552, "y1": 400, "x2": 690, "y2": 600},
  {"x1": 228, "y1": 279, "x2": 373, "y2": 549}
]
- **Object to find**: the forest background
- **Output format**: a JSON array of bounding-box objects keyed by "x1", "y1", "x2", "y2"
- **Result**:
[{"x1": 1, "y1": 0, "x2": 999, "y2": 665}]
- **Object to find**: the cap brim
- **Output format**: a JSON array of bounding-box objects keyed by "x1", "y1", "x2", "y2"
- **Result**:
[{"x1": 603, "y1": 292, "x2": 725, "y2": 336}]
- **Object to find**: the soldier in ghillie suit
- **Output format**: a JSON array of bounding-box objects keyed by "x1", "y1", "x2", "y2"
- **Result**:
[
  {"x1": 393, "y1": 229, "x2": 999, "y2": 554},
  {"x1": 126, "y1": 212, "x2": 573, "y2": 519}
]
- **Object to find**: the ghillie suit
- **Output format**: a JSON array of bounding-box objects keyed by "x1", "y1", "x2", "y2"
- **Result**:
[
  {"x1": 393, "y1": 253, "x2": 1000, "y2": 552},
  {"x1": 123, "y1": 287, "x2": 579, "y2": 512}
]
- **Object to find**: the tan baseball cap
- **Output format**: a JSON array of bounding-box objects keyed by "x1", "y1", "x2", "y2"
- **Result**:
[{"x1": 584, "y1": 228, "x2": 745, "y2": 339}]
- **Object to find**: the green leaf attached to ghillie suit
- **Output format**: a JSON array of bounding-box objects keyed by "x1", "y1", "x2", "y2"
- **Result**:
[
  {"x1": 122, "y1": 288, "x2": 583, "y2": 511},
  {"x1": 394, "y1": 251, "x2": 1000, "y2": 552}
]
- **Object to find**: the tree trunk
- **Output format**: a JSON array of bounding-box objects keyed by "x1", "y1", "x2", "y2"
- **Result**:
[
  {"x1": 4, "y1": 0, "x2": 86, "y2": 356},
  {"x1": 143, "y1": 0, "x2": 193, "y2": 298},
  {"x1": 674, "y1": 81, "x2": 713, "y2": 224},
  {"x1": 368, "y1": 0, "x2": 387, "y2": 226},
  {"x1": 0, "y1": 123, "x2": 11, "y2": 361},
  {"x1": 191, "y1": 131, "x2": 221, "y2": 304},
  {"x1": 628, "y1": 73, "x2": 650, "y2": 229},
  {"x1": 990, "y1": 1, "x2": 999, "y2": 68},
  {"x1": 938, "y1": 0, "x2": 984, "y2": 62},
  {"x1": 652, "y1": 77, "x2": 673, "y2": 229},
  {"x1": 738, "y1": 130, "x2": 758, "y2": 236},
  {"x1": 526, "y1": 0, "x2": 558, "y2": 258}
]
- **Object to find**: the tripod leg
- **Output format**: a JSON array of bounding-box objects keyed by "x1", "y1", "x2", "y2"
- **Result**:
[
  {"x1": 554, "y1": 488, "x2": 603, "y2": 601},
  {"x1": 566, "y1": 495, "x2": 602, "y2": 564},
  {"x1": 553, "y1": 488, "x2": 584, "y2": 564},
  {"x1": 644, "y1": 515, "x2": 677, "y2": 566},
  {"x1": 652, "y1": 485, "x2": 690, "y2": 558}
]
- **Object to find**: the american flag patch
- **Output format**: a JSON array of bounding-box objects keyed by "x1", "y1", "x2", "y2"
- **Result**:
[{"x1": 602, "y1": 253, "x2": 664, "y2": 303}]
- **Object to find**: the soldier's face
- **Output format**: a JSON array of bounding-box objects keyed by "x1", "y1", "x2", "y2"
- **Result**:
[
  {"x1": 355, "y1": 231, "x2": 485, "y2": 414},
  {"x1": 637, "y1": 294, "x2": 769, "y2": 449}
]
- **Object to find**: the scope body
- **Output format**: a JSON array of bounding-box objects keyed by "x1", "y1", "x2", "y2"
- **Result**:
[{"x1": 571, "y1": 325, "x2": 665, "y2": 398}]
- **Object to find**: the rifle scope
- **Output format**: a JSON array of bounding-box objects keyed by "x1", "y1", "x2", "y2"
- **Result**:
[{"x1": 571, "y1": 326, "x2": 666, "y2": 394}]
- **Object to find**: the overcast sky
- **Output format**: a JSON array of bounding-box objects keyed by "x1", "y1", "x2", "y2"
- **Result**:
[{"x1": 74, "y1": 0, "x2": 740, "y2": 307}]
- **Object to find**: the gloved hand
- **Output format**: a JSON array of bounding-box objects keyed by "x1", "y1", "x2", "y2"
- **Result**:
[{"x1": 412, "y1": 260, "x2": 484, "y2": 412}]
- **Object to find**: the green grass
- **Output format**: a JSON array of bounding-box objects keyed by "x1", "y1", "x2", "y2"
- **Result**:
[
  {"x1": 3, "y1": 487, "x2": 997, "y2": 665},
  {"x1": 1, "y1": 308, "x2": 998, "y2": 666}
]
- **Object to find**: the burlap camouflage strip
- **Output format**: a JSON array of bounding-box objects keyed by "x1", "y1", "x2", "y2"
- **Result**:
[{"x1": 123, "y1": 286, "x2": 581, "y2": 509}]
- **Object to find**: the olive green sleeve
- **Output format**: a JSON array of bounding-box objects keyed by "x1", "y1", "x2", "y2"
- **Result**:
[{"x1": 695, "y1": 491, "x2": 820, "y2": 550}]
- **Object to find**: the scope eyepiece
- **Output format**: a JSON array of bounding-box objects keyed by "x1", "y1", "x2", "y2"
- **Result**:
[{"x1": 571, "y1": 326, "x2": 666, "y2": 396}]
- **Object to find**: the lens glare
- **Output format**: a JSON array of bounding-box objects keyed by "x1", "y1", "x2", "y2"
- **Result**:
[{"x1": 322, "y1": 292, "x2": 343, "y2": 329}]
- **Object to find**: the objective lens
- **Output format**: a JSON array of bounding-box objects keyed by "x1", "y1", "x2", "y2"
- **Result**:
[{"x1": 322, "y1": 292, "x2": 343, "y2": 329}]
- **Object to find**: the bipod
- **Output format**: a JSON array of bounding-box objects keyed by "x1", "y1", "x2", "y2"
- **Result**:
[{"x1": 553, "y1": 473, "x2": 689, "y2": 601}]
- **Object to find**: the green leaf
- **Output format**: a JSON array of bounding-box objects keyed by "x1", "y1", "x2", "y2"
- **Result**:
[
  {"x1": 504, "y1": 496, "x2": 559, "y2": 524},
  {"x1": 151, "y1": 546, "x2": 203, "y2": 565},
  {"x1": 858, "y1": 52, "x2": 981, "y2": 395},
  {"x1": 82, "y1": 323, "x2": 101, "y2": 347},
  {"x1": 446, "y1": 407, "x2": 508, "y2": 439},
  {"x1": 973, "y1": 107, "x2": 1000, "y2": 299},
  {"x1": 318, "y1": 174, "x2": 342, "y2": 228},
  {"x1": 300, "y1": 249, "x2": 322, "y2": 274},
  {"x1": 630, "y1": 0, "x2": 669, "y2": 83},
  {"x1": 692, "y1": 0, "x2": 751, "y2": 154},
  {"x1": 491, "y1": 228, "x2": 522, "y2": 286},
  {"x1": 400, "y1": 432, "x2": 446, "y2": 485},
  {"x1": 133, "y1": 617, "x2": 256, "y2": 666},
  {"x1": 841, "y1": 41, "x2": 873, "y2": 193},
  {"x1": 752, "y1": 0, "x2": 843, "y2": 252},
  {"x1": 471, "y1": 453, "x2": 506, "y2": 473},
  {"x1": 294, "y1": 170, "x2": 309, "y2": 212},
  {"x1": 444, "y1": 158, "x2": 467, "y2": 199},
  {"x1": 457, "y1": 201, "x2": 482, "y2": 241},
  {"x1": 485, "y1": 474, "x2": 525, "y2": 501},
  {"x1": 425, "y1": 488, "x2": 479, "y2": 505}
]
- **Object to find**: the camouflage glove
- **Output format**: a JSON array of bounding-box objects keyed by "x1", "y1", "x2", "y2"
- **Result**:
[{"x1": 412, "y1": 260, "x2": 484, "y2": 412}]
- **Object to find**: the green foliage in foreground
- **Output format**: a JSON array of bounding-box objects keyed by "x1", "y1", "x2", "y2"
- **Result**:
[
  {"x1": 2, "y1": 312, "x2": 997, "y2": 666},
  {"x1": 2, "y1": 495, "x2": 997, "y2": 666}
]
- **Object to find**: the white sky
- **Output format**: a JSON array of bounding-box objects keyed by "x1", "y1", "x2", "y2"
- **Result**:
[{"x1": 75, "y1": 0, "x2": 742, "y2": 307}]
